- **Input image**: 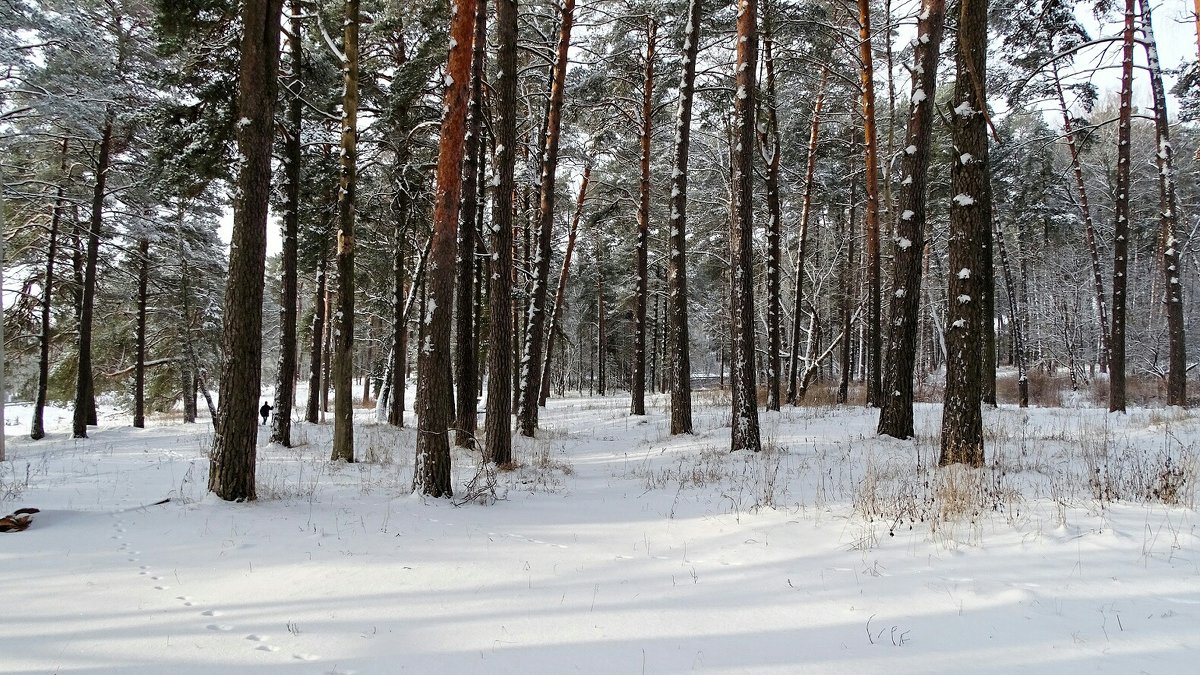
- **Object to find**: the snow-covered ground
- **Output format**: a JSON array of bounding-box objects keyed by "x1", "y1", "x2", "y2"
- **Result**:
[{"x1": 2, "y1": 394, "x2": 1198, "y2": 674}]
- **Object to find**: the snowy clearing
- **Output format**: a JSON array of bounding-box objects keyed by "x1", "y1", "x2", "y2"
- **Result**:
[{"x1": 2, "y1": 395, "x2": 1199, "y2": 674}]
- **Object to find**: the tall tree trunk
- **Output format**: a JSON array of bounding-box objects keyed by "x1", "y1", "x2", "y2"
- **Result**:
[
  {"x1": 133, "y1": 238, "x2": 150, "y2": 428},
  {"x1": 485, "y1": 0, "x2": 519, "y2": 466},
  {"x1": 330, "y1": 0, "x2": 360, "y2": 463},
  {"x1": 1139, "y1": 0, "x2": 1186, "y2": 407},
  {"x1": 32, "y1": 139, "x2": 68, "y2": 441},
  {"x1": 631, "y1": 17, "x2": 656, "y2": 416},
  {"x1": 176, "y1": 214, "x2": 204, "y2": 426},
  {"x1": 540, "y1": 165, "x2": 591, "y2": 406},
  {"x1": 666, "y1": 0, "x2": 702, "y2": 435},
  {"x1": 856, "y1": 0, "x2": 882, "y2": 407},
  {"x1": 414, "y1": 0, "x2": 477, "y2": 497},
  {"x1": 1109, "y1": 0, "x2": 1135, "y2": 414},
  {"x1": 209, "y1": 0, "x2": 286, "y2": 501},
  {"x1": 787, "y1": 68, "x2": 827, "y2": 406},
  {"x1": 597, "y1": 238, "x2": 607, "y2": 397},
  {"x1": 517, "y1": 0, "x2": 575, "y2": 436},
  {"x1": 759, "y1": 26, "x2": 782, "y2": 412},
  {"x1": 306, "y1": 249, "x2": 328, "y2": 423},
  {"x1": 271, "y1": 0, "x2": 303, "y2": 447},
  {"x1": 940, "y1": 0, "x2": 988, "y2": 466},
  {"x1": 877, "y1": 0, "x2": 945, "y2": 439},
  {"x1": 454, "y1": 0, "x2": 487, "y2": 447},
  {"x1": 838, "y1": 139, "x2": 857, "y2": 406},
  {"x1": 388, "y1": 198, "x2": 409, "y2": 426},
  {"x1": 995, "y1": 221, "x2": 1028, "y2": 407},
  {"x1": 730, "y1": 0, "x2": 761, "y2": 453},
  {"x1": 73, "y1": 117, "x2": 113, "y2": 439},
  {"x1": 1051, "y1": 61, "x2": 1109, "y2": 373}
]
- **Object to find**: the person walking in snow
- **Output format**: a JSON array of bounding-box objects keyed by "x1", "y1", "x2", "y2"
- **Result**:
[{"x1": 260, "y1": 401, "x2": 273, "y2": 425}]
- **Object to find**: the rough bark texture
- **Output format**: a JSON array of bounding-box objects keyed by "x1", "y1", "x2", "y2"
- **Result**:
[
  {"x1": 631, "y1": 18, "x2": 655, "y2": 416},
  {"x1": 73, "y1": 118, "x2": 113, "y2": 439},
  {"x1": 414, "y1": 0, "x2": 477, "y2": 497},
  {"x1": 1109, "y1": 0, "x2": 1134, "y2": 414},
  {"x1": 330, "y1": 0, "x2": 360, "y2": 463},
  {"x1": 485, "y1": 0, "x2": 518, "y2": 465},
  {"x1": 857, "y1": 0, "x2": 882, "y2": 408},
  {"x1": 730, "y1": 0, "x2": 762, "y2": 453},
  {"x1": 666, "y1": 0, "x2": 701, "y2": 435},
  {"x1": 517, "y1": 0, "x2": 574, "y2": 437},
  {"x1": 1139, "y1": 0, "x2": 1186, "y2": 407},
  {"x1": 940, "y1": 0, "x2": 988, "y2": 466},
  {"x1": 454, "y1": 0, "x2": 488, "y2": 448},
  {"x1": 786, "y1": 69, "x2": 826, "y2": 406},
  {"x1": 134, "y1": 238, "x2": 150, "y2": 428},
  {"x1": 760, "y1": 31, "x2": 782, "y2": 412},
  {"x1": 208, "y1": 0, "x2": 286, "y2": 501},
  {"x1": 877, "y1": 0, "x2": 944, "y2": 439},
  {"x1": 271, "y1": 0, "x2": 303, "y2": 447}
]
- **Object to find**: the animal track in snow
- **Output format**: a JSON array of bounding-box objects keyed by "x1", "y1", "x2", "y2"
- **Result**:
[{"x1": 206, "y1": 624, "x2": 234, "y2": 632}]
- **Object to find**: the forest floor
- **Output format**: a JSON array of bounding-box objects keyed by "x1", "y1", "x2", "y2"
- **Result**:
[{"x1": 2, "y1": 391, "x2": 1199, "y2": 673}]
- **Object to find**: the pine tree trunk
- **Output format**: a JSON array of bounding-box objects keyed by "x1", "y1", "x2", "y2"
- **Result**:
[
  {"x1": 940, "y1": 0, "x2": 988, "y2": 466},
  {"x1": 306, "y1": 249, "x2": 327, "y2": 423},
  {"x1": 133, "y1": 238, "x2": 150, "y2": 428},
  {"x1": 388, "y1": 197, "x2": 409, "y2": 427},
  {"x1": 1139, "y1": 0, "x2": 1186, "y2": 407},
  {"x1": 730, "y1": 0, "x2": 762, "y2": 453},
  {"x1": 485, "y1": 0, "x2": 519, "y2": 465},
  {"x1": 330, "y1": 0, "x2": 360, "y2": 462},
  {"x1": 209, "y1": 0, "x2": 286, "y2": 501},
  {"x1": 760, "y1": 29, "x2": 782, "y2": 413},
  {"x1": 540, "y1": 165, "x2": 591, "y2": 406},
  {"x1": 877, "y1": 0, "x2": 945, "y2": 439},
  {"x1": 597, "y1": 240, "x2": 607, "y2": 397},
  {"x1": 631, "y1": 17, "x2": 656, "y2": 416},
  {"x1": 838, "y1": 146, "x2": 857, "y2": 406},
  {"x1": 32, "y1": 139, "x2": 68, "y2": 441},
  {"x1": 666, "y1": 0, "x2": 702, "y2": 435},
  {"x1": 517, "y1": 0, "x2": 575, "y2": 436},
  {"x1": 786, "y1": 69, "x2": 826, "y2": 407},
  {"x1": 271, "y1": 0, "x2": 303, "y2": 447},
  {"x1": 414, "y1": 0, "x2": 478, "y2": 497},
  {"x1": 454, "y1": 0, "x2": 487, "y2": 447},
  {"x1": 73, "y1": 117, "x2": 113, "y2": 439},
  {"x1": 1109, "y1": 0, "x2": 1135, "y2": 414},
  {"x1": 856, "y1": 0, "x2": 883, "y2": 408}
]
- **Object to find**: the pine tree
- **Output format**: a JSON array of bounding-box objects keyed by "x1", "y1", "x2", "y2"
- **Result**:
[
  {"x1": 730, "y1": 0, "x2": 761, "y2": 454},
  {"x1": 665, "y1": 0, "x2": 702, "y2": 436},
  {"x1": 414, "y1": 0, "x2": 478, "y2": 497},
  {"x1": 208, "y1": 0, "x2": 286, "y2": 501},
  {"x1": 877, "y1": 0, "x2": 946, "y2": 439},
  {"x1": 940, "y1": 0, "x2": 989, "y2": 466},
  {"x1": 331, "y1": 0, "x2": 361, "y2": 464},
  {"x1": 1109, "y1": 0, "x2": 1135, "y2": 414}
]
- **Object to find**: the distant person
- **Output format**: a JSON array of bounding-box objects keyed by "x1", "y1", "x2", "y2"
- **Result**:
[{"x1": 260, "y1": 401, "x2": 273, "y2": 425}]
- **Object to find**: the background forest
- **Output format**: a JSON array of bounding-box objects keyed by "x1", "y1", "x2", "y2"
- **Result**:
[{"x1": 1, "y1": 0, "x2": 1198, "y2": 488}]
